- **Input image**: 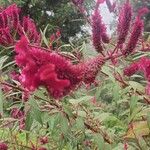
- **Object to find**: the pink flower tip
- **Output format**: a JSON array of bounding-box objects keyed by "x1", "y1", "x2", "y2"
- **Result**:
[
  {"x1": 0, "y1": 142, "x2": 8, "y2": 150},
  {"x1": 138, "y1": 7, "x2": 149, "y2": 18}
]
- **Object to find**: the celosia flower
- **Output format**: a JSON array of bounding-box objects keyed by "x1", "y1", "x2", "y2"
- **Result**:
[
  {"x1": 124, "y1": 62, "x2": 139, "y2": 76},
  {"x1": 123, "y1": 17, "x2": 143, "y2": 56},
  {"x1": 138, "y1": 7, "x2": 149, "y2": 18},
  {"x1": 15, "y1": 36, "x2": 79, "y2": 98},
  {"x1": 92, "y1": 7, "x2": 103, "y2": 52},
  {"x1": 138, "y1": 57, "x2": 150, "y2": 79},
  {"x1": 0, "y1": 142, "x2": 8, "y2": 150},
  {"x1": 76, "y1": 55, "x2": 104, "y2": 84},
  {"x1": 117, "y1": 1, "x2": 132, "y2": 45},
  {"x1": 21, "y1": 16, "x2": 41, "y2": 43},
  {"x1": 15, "y1": 36, "x2": 105, "y2": 98},
  {"x1": 92, "y1": 0, "x2": 109, "y2": 52},
  {"x1": 0, "y1": 4, "x2": 40, "y2": 46},
  {"x1": 4, "y1": 4, "x2": 20, "y2": 29},
  {"x1": 0, "y1": 28, "x2": 14, "y2": 45},
  {"x1": 0, "y1": 13, "x2": 6, "y2": 28},
  {"x1": 124, "y1": 57, "x2": 150, "y2": 96},
  {"x1": 92, "y1": 8, "x2": 103, "y2": 53}
]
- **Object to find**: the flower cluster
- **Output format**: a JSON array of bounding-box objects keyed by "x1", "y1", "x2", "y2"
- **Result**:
[
  {"x1": 122, "y1": 16, "x2": 144, "y2": 55},
  {"x1": 117, "y1": 0, "x2": 132, "y2": 45},
  {"x1": 0, "y1": 4, "x2": 40, "y2": 46},
  {"x1": 91, "y1": 0, "x2": 148, "y2": 57},
  {"x1": 124, "y1": 57, "x2": 150, "y2": 95},
  {"x1": 117, "y1": 1, "x2": 149, "y2": 56},
  {"x1": 92, "y1": 0, "x2": 109, "y2": 53},
  {"x1": 14, "y1": 36, "x2": 104, "y2": 99}
]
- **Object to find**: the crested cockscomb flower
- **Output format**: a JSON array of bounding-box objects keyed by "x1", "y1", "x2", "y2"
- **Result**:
[
  {"x1": 0, "y1": 142, "x2": 8, "y2": 150},
  {"x1": 15, "y1": 36, "x2": 105, "y2": 98},
  {"x1": 117, "y1": 0, "x2": 132, "y2": 45},
  {"x1": 123, "y1": 17, "x2": 143, "y2": 56},
  {"x1": 15, "y1": 36, "x2": 79, "y2": 98}
]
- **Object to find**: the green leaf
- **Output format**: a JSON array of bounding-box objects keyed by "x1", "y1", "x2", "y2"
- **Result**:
[
  {"x1": 63, "y1": 104, "x2": 73, "y2": 117},
  {"x1": 138, "y1": 137, "x2": 148, "y2": 150},
  {"x1": 25, "y1": 111, "x2": 33, "y2": 131},
  {"x1": 75, "y1": 117, "x2": 84, "y2": 130},
  {"x1": 61, "y1": 115, "x2": 69, "y2": 136},
  {"x1": 130, "y1": 95, "x2": 139, "y2": 115},
  {"x1": 0, "y1": 89, "x2": 4, "y2": 115},
  {"x1": 129, "y1": 81, "x2": 145, "y2": 93},
  {"x1": 69, "y1": 96, "x2": 93, "y2": 105},
  {"x1": 147, "y1": 112, "x2": 150, "y2": 129},
  {"x1": 48, "y1": 113, "x2": 61, "y2": 133},
  {"x1": 29, "y1": 98, "x2": 43, "y2": 125},
  {"x1": 93, "y1": 134, "x2": 104, "y2": 150},
  {"x1": 40, "y1": 25, "x2": 49, "y2": 47},
  {"x1": 0, "y1": 56, "x2": 8, "y2": 69},
  {"x1": 104, "y1": 143, "x2": 112, "y2": 150},
  {"x1": 125, "y1": 121, "x2": 150, "y2": 139},
  {"x1": 112, "y1": 83, "x2": 120, "y2": 102},
  {"x1": 101, "y1": 66, "x2": 114, "y2": 81}
]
